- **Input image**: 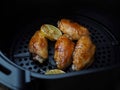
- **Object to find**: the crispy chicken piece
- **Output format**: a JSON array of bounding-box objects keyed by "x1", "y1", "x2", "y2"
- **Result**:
[
  {"x1": 29, "y1": 30, "x2": 48, "y2": 63},
  {"x1": 58, "y1": 19, "x2": 90, "y2": 40},
  {"x1": 54, "y1": 35, "x2": 75, "y2": 70},
  {"x1": 72, "y1": 35, "x2": 96, "y2": 71}
]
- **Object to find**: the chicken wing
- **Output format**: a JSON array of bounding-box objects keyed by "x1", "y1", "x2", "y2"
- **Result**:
[
  {"x1": 54, "y1": 35, "x2": 75, "y2": 70},
  {"x1": 29, "y1": 30, "x2": 48, "y2": 63},
  {"x1": 58, "y1": 19, "x2": 90, "y2": 40},
  {"x1": 72, "y1": 35, "x2": 96, "y2": 71}
]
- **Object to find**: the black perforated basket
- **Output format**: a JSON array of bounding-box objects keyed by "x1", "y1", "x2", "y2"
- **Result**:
[
  {"x1": 0, "y1": 8, "x2": 120, "y2": 90},
  {"x1": 9, "y1": 15, "x2": 120, "y2": 74}
]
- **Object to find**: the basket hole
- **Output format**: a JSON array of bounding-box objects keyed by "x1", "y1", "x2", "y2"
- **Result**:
[
  {"x1": 31, "y1": 62, "x2": 35, "y2": 65},
  {"x1": 85, "y1": 25, "x2": 89, "y2": 28},
  {"x1": 101, "y1": 60, "x2": 105, "y2": 64},
  {"x1": 20, "y1": 63, "x2": 24, "y2": 66},
  {"x1": 100, "y1": 35, "x2": 103, "y2": 38},
  {"x1": 94, "y1": 29, "x2": 97, "y2": 32},
  {"x1": 107, "y1": 50, "x2": 111, "y2": 53},
  {"x1": 107, "y1": 54, "x2": 111, "y2": 57},
  {"x1": 97, "y1": 47, "x2": 101, "y2": 50},
  {"x1": 96, "y1": 60, "x2": 100, "y2": 63},
  {"x1": 24, "y1": 58, "x2": 28, "y2": 61},
  {"x1": 107, "y1": 59, "x2": 111, "y2": 62},
  {"x1": 106, "y1": 63, "x2": 110, "y2": 66},
  {"x1": 97, "y1": 52, "x2": 101, "y2": 55},
  {"x1": 94, "y1": 64, "x2": 98, "y2": 68},
  {"x1": 97, "y1": 56, "x2": 101, "y2": 59},
  {"x1": 19, "y1": 46, "x2": 22, "y2": 49},
  {"x1": 103, "y1": 39, "x2": 106, "y2": 42},
  {"x1": 26, "y1": 40, "x2": 29, "y2": 44},
  {"x1": 102, "y1": 47, "x2": 105, "y2": 49},
  {"x1": 23, "y1": 50, "x2": 27, "y2": 53},
  {"x1": 106, "y1": 47, "x2": 110, "y2": 49},
  {"x1": 38, "y1": 64, "x2": 42, "y2": 67},
  {"x1": 102, "y1": 51, "x2": 106, "y2": 54},
  {"x1": 48, "y1": 48, "x2": 51, "y2": 51},
  {"x1": 20, "y1": 41, "x2": 24, "y2": 45},
  {"x1": 91, "y1": 36, "x2": 94, "y2": 39},
  {"x1": 100, "y1": 64, "x2": 104, "y2": 67},
  {"x1": 97, "y1": 32, "x2": 100, "y2": 35},
  {"x1": 26, "y1": 63, "x2": 29, "y2": 66},
  {"x1": 94, "y1": 40, "x2": 98, "y2": 43},
  {"x1": 24, "y1": 45, "x2": 27, "y2": 48},
  {"x1": 23, "y1": 37, "x2": 27, "y2": 41},
  {"x1": 28, "y1": 67, "x2": 32, "y2": 70},
  {"x1": 34, "y1": 66, "x2": 37, "y2": 69},
  {"x1": 102, "y1": 56, "x2": 106, "y2": 59},
  {"x1": 44, "y1": 62, "x2": 48, "y2": 66},
  {"x1": 48, "y1": 66, "x2": 52, "y2": 69},
  {"x1": 18, "y1": 58, "x2": 22, "y2": 62},
  {"x1": 49, "y1": 53, "x2": 53, "y2": 56},
  {"x1": 95, "y1": 36, "x2": 99, "y2": 39},
  {"x1": 98, "y1": 40, "x2": 102, "y2": 43},
  {"x1": 42, "y1": 67, "x2": 47, "y2": 71},
  {"x1": 89, "y1": 27, "x2": 94, "y2": 30}
]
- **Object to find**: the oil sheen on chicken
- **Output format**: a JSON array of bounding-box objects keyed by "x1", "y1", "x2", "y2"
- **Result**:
[
  {"x1": 72, "y1": 35, "x2": 96, "y2": 71},
  {"x1": 58, "y1": 19, "x2": 90, "y2": 40},
  {"x1": 54, "y1": 35, "x2": 75, "y2": 70},
  {"x1": 29, "y1": 30, "x2": 48, "y2": 63}
]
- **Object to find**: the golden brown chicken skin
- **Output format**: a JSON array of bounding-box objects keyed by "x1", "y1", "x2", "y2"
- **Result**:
[
  {"x1": 58, "y1": 19, "x2": 90, "y2": 40},
  {"x1": 54, "y1": 35, "x2": 75, "y2": 70},
  {"x1": 29, "y1": 30, "x2": 48, "y2": 63},
  {"x1": 72, "y1": 35, "x2": 96, "y2": 71}
]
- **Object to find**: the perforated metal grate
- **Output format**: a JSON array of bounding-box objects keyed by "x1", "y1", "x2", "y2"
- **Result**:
[{"x1": 10, "y1": 16, "x2": 119, "y2": 74}]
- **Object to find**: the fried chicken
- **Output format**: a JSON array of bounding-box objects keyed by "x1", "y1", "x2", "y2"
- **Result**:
[
  {"x1": 58, "y1": 19, "x2": 89, "y2": 40},
  {"x1": 72, "y1": 35, "x2": 96, "y2": 71},
  {"x1": 29, "y1": 30, "x2": 48, "y2": 63},
  {"x1": 54, "y1": 35, "x2": 75, "y2": 70}
]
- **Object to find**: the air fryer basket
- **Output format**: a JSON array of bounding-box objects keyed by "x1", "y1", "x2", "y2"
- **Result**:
[
  {"x1": 1, "y1": 1, "x2": 120, "y2": 90},
  {"x1": 10, "y1": 15, "x2": 120, "y2": 74}
]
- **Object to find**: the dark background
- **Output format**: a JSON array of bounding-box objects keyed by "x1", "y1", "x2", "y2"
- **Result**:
[{"x1": 2, "y1": 0, "x2": 120, "y2": 48}]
